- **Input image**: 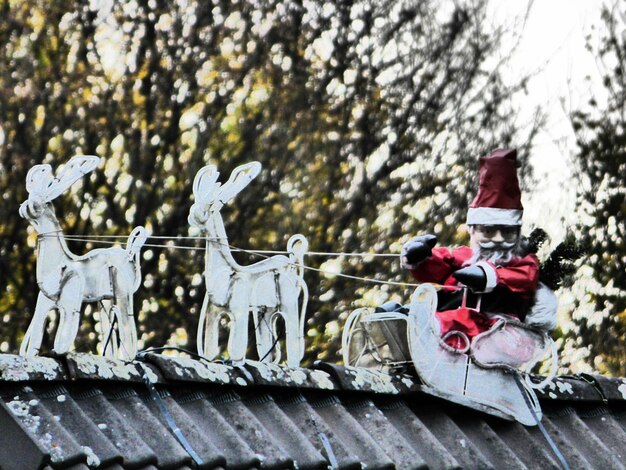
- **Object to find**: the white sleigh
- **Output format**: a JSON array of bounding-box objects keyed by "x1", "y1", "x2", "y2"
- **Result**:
[{"x1": 342, "y1": 284, "x2": 558, "y2": 425}]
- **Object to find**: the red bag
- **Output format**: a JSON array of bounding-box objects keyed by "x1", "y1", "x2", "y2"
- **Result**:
[{"x1": 436, "y1": 307, "x2": 496, "y2": 349}]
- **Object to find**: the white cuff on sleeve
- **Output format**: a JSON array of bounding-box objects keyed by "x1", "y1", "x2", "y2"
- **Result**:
[{"x1": 474, "y1": 261, "x2": 497, "y2": 293}]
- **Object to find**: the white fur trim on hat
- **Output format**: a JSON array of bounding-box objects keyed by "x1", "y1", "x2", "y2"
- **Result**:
[
  {"x1": 474, "y1": 261, "x2": 497, "y2": 293},
  {"x1": 466, "y1": 207, "x2": 522, "y2": 226}
]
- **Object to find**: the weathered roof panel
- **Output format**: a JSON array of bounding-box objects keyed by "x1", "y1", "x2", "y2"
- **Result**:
[
  {"x1": 72, "y1": 387, "x2": 158, "y2": 468},
  {"x1": 1, "y1": 353, "x2": 625, "y2": 469},
  {"x1": 0, "y1": 355, "x2": 67, "y2": 382}
]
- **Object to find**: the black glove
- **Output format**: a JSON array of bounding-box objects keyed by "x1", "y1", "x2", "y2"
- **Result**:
[
  {"x1": 402, "y1": 234, "x2": 437, "y2": 265},
  {"x1": 452, "y1": 265, "x2": 487, "y2": 291},
  {"x1": 375, "y1": 301, "x2": 408, "y2": 314},
  {"x1": 375, "y1": 301, "x2": 403, "y2": 313}
]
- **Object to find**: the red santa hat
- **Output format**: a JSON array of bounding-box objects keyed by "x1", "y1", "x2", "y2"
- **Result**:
[{"x1": 466, "y1": 148, "x2": 523, "y2": 226}]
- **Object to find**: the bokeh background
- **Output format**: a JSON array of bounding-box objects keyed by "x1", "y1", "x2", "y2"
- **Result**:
[{"x1": 0, "y1": 0, "x2": 623, "y2": 375}]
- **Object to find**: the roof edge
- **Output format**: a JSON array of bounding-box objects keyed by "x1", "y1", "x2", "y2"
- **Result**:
[{"x1": 1, "y1": 354, "x2": 625, "y2": 403}]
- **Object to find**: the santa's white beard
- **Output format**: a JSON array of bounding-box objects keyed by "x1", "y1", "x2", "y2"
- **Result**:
[{"x1": 465, "y1": 239, "x2": 523, "y2": 266}]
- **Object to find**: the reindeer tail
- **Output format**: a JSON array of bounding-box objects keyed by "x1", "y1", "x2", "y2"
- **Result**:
[
  {"x1": 287, "y1": 234, "x2": 309, "y2": 360},
  {"x1": 286, "y1": 234, "x2": 308, "y2": 279},
  {"x1": 126, "y1": 226, "x2": 148, "y2": 292},
  {"x1": 126, "y1": 226, "x2": 148, "y2": 260}
]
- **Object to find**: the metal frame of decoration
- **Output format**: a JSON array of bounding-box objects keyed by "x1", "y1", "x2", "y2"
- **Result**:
[
  {"x1": 188, "y1": 162, "x2": 309, "y2": 367},
  {"x1": 18, "y1": 156, "x2": 147, "y2": 360}
]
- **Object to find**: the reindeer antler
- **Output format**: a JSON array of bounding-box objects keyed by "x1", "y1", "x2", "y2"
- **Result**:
[
  {"x1": 26, "y1": 164, "x2": 54, "y2": 196},
  {"x1": 217, "y1": 161, "x2": 262, "y2": 204},
  {"x1": 43, "y1": 155, "x2": 101, "y2": 202},
  {"x1": 192, "y1": 165, "x2": 221, "y2": 206}
]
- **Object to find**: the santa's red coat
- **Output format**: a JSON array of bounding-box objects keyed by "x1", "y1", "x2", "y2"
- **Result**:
[{"x1": 409, "y1": 246, "x2": 540, "y2": 344}]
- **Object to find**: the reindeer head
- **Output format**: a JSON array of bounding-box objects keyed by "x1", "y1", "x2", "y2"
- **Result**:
[
  {"x1": 188, "y1": 162, "x2": 262, "y2": 229},
  {"x1": 19, "y1": 156, "x2": 101, "y2": 230}
]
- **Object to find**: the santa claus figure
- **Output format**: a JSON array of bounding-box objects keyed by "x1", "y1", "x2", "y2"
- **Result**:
[{"x1": 401, "y1": 148, "x2": 556, "y2": 352}]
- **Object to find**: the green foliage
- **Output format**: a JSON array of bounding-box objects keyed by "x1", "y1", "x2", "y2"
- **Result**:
[
  {"x1": 570, "y1": 2, "x2": 626, "y2": 376},
  {"x1": 0, "y1": 0, "x2": 536, "y2": 363},
  {"x1": 525, "y1": 228, "x2": 584, "y2": 291}
]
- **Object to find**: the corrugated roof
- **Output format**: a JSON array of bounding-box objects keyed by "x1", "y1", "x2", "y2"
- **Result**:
[{"x1": 1, "y1": 353, "x2": 625, "y2": 469}]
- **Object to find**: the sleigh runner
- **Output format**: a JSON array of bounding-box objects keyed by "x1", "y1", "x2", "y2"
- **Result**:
[{"x1": 342, "y1": 283, "x2": 557, "y2": 425}]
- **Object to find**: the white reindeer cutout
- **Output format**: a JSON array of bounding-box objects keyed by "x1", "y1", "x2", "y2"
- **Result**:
[
  {"x1": 189, "y1": 162, "x2": 309, "y2": 367},
  {"x1": 19, "y1": 155, "x2": 147, "y2": 360}
]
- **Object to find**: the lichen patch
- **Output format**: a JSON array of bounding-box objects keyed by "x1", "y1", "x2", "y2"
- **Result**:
[
  {"x1": 555, "y1": 381, "x2": 574, "y2": 395},
  {"x1": 310, "y1": 370, "x2": 335, "y2": 390}
]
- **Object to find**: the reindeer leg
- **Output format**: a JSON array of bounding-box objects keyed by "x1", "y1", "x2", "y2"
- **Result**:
[
  {"x1": 197, "y1": 293, "x2": 224, "y2": 359},
  {"x1": 197, "y1": 292, "x2": 209, "y2": 357},
  {"x1": 53, "y1": 272, "x2": 84, "y2": 354},
  {"x1": 112, "y1": 300, "x2": 137, "y2": 360},
  {"x1": 20, "y1": 293, "x2": 56, "y2": 357},
  {"x1": 253, "y1": 307, "x2": 277, "y2": 363},
  {"x1": 227, "y1": 295, "x2": 249, "y2": 364},
  {"x1": 281, "y1": 304, "x2": 303, "y2": 368},
  {"x1": 110, "y1": 266, "x2": 138, "y2": 360},
  {"x1": 270, "y1": 313, "x2": 283, "y2": 364},
  {"x1": 99, "y1": 299, "x2": 119, "y2": 358},
  {"x1": 280, "y1": 279, "x2": 304, "y2": 368}
]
